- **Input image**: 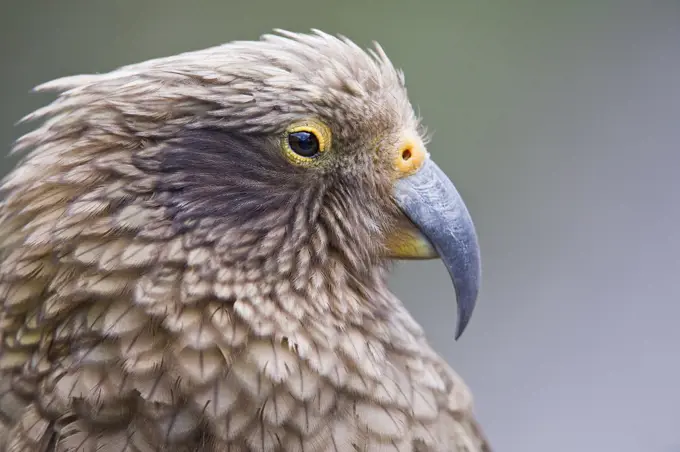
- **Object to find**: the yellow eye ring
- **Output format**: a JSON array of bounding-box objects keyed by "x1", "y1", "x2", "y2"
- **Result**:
[{"x1": 282, "y1": 119, "x2": 332, "y2": 166}]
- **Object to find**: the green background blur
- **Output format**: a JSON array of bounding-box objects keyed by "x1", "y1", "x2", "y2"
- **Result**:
[{"x1": 2, "y1": 1, "x2": 680, "y2": 451}]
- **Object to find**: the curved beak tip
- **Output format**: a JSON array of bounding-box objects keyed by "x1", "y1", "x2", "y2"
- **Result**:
[
  {"x1": 451, "y1": 240, "x2": 481, "y2": 340},
  {"x1": 454, "y1": 273, "x2": 480, "y2": 340}
]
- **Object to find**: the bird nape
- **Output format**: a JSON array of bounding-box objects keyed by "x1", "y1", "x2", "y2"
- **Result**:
[{"x1": 0, "y1": 30, "x2": 488, "y2": 452}]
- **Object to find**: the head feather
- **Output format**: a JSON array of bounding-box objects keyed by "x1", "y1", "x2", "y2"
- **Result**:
[
  {"x1": 22, "y1": 30, "x2": 414, "y2": 136},
  {"x1": 2, "y1": 30, "x2": 423, "y2": 331}
]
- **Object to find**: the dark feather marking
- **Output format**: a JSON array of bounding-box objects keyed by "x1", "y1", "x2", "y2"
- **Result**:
[{"x1": 136, "y1": 128, "x2": 324, "y2": 242}]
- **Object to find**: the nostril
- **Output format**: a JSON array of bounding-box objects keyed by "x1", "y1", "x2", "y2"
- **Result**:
[{"x1": 401, "y1": 148, "x2": 412, "y2": 161}]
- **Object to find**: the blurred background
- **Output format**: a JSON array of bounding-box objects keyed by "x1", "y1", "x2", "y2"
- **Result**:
[{"x1": 1, "y1": 1, "x2": 679, "y2": 450}]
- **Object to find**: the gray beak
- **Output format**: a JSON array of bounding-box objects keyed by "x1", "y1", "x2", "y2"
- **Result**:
[{"x1": 393, "y1": 158, "x2": 481, "y2": 339}]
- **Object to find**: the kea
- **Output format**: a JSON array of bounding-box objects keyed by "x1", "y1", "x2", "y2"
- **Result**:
[{"x1": 0, "y1": 30, "x2": 488, "y2": 451}]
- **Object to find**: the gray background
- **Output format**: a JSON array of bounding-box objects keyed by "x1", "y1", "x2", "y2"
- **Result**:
[{"x1": 2, "y1": 1, "x2": 679, "y2": 451}]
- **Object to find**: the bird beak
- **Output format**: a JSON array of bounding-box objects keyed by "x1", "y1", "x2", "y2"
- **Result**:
[{"x1": 390, "y1": 158, "x2": 481, "y2": 339}]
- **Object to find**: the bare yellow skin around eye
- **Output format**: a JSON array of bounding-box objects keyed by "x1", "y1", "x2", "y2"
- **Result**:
[{"x1": 282, "y1": 119, "x2": 332, "y2": 166}]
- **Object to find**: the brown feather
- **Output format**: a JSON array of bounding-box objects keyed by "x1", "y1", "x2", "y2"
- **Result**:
[{"x1": 0, "y1": 30, "x2": 491, "y2": 451}]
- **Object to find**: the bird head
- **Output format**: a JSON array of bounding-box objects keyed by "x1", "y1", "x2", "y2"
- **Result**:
[{"x1": 6, "y1": 30, "x2": 480, "y2": 339}]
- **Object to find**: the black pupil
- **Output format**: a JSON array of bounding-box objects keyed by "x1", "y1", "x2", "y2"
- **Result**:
[{"x1": 288, "y1": 131, "x2": 320, "y2": 157}]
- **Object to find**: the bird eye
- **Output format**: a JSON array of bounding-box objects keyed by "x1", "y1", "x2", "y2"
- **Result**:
[
  {"x1": 282, "y1": 119, "x2": 331, "y2": 166},
  {"x1": 288, "y1": 131, "x2": 320, "y2": 157}
]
